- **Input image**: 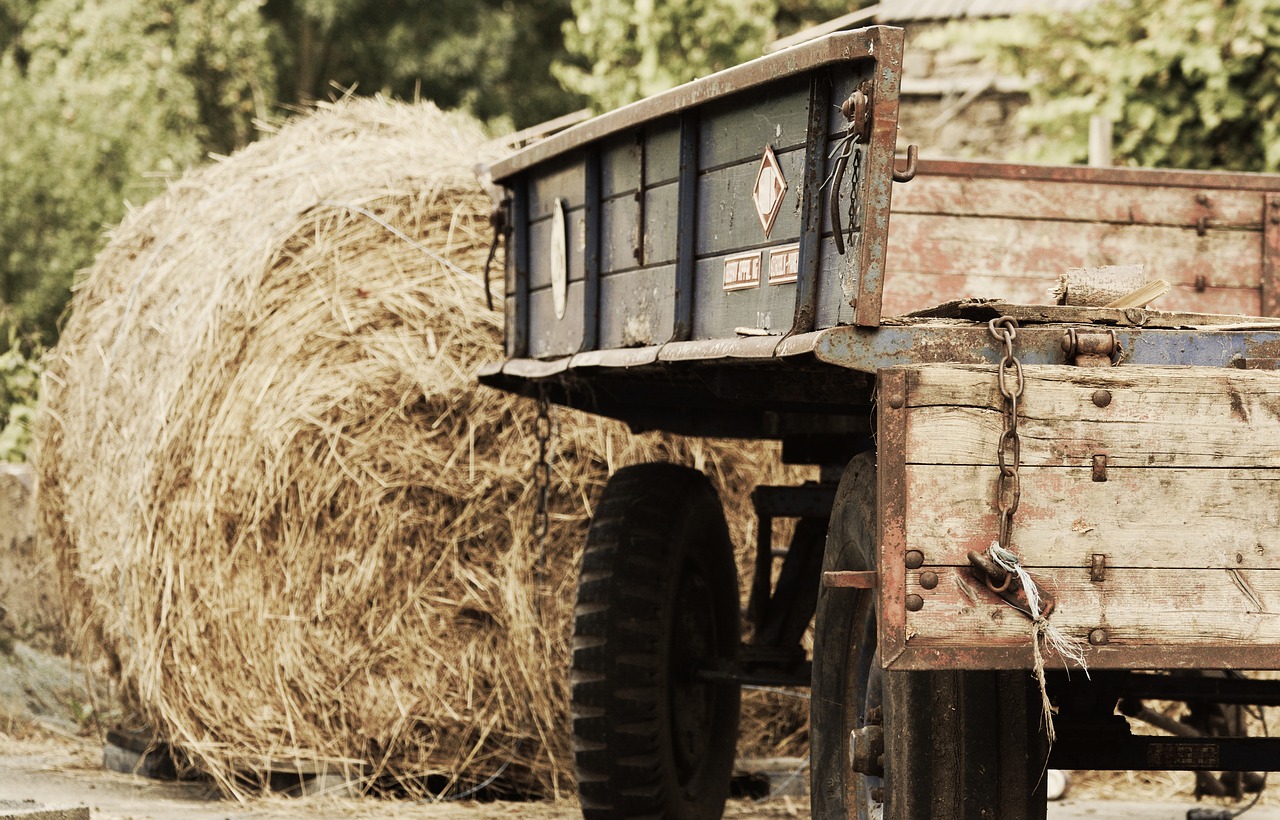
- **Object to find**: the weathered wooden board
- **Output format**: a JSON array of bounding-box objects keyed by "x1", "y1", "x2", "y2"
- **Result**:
[
  {"x1": 598, "y1": 265, "x2": 676, "y2": 349},
  {"x1": 905, "y1": 464, "x2": 1280, "y2": 570},
  {"x1": 891, "y1": 173, "x2": 1265, "y2": 229},
  {"x1": 897, "y1": 566, "x2": 1280, "y2": 669},
  {"x1": 878, "y1": 363, "x2": 1280, "y2": 670},
  {"x1": 695, "y1": 146, "x2": 806, "y2": 256},
  {"x1": 886, "y1": 213, "x2": 1261, "y2": 289},
  {"x1": 881, "y1": 273, "x2": 1260, "y2": 319},
  {"x1": 902, "y1": 364, "x2": 1280, "y2": 468}
]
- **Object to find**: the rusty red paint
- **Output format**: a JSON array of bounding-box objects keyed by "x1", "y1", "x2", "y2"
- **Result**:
[
  {"x1": 875, "y1": 368, "x2": 909, "y2": 668},
  {"x1": 824, "y1": 570, "x2": 879, "y2": 588},
  {"x1": 913, "y1": 158, "x2": 1280, "y2": 194},
  {"x1": 1263, "y1": 194, "x2": 1280, "y2": 317}
]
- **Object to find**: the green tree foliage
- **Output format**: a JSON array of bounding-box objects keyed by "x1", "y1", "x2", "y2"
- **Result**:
[
  {"x1": 957, "y1": 0, "x2": 1280, "y2": 170},
  {"x1": 555, "y1": 0, "x2": 775, "y2": 110},
  {"x1": 0, "y1": 0, "x2": 274, "y2": 342},
  {"x1": 555, "y1": 0, "x2": 876, "y2": 111},
  {"x1": 0, "y1": 333, "x2": 40, "y2": 462},
  {"x1": 260, "y1": 0, "x2": 586, "y2": 130}
]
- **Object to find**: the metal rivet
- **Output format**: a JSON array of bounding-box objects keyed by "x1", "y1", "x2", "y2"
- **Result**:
[
  {"x1": 905, "y1": 594, "x2": 924, "y2": 612},
  {"x1": 1196, "y1": 193, "x2": 1210, "y2": 206},
  {"x1": 886, "y1": 392, "x2": 905, "y2": 409},
  {"x1": 1090, "y1": 553, "x2": 1107, "y2": 582},
  {"x1": 919, "y1": 570, "x2": 939, "y2": 590},
  {"x1": 904, "y1": 549, "x2": 924, "y2": 570},
  {"x1": 1092, "y1": 389, "x2": 1111, "y2": 408},
  {"x1": 1089, "y1": 628, "x2": 1110, "y2": 646}
]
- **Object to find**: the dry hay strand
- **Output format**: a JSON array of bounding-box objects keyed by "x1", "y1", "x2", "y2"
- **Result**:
[{"x1": 34, "y1": 96, "x2": 808, "y2": 800}]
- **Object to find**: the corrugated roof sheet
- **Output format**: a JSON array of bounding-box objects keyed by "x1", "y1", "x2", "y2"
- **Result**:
[{"x1": 876, "y1": 0, "x2": 1096, "y2": 21}]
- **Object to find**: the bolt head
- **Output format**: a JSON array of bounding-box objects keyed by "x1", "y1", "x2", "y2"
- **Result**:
[
  {"x1": 904, "y1": 549, "x2": 925, "y2": 569},
  {"x1": 905, "y1": 593, "x2": 924, "y2": 612},
  {"x1": 1089, "y1": 627, "x2": 1110, "y2": 646},
  {"x1": 919, "y1": 570, "x2": 939, "y2": 590},
  {"x1": 1092, "y1": 389, "x2": 1112, "y2": 408},
  {"x1": 886, "y1": 392, "x2": 905, "y2": 409},
  {"x1": 1197, "y1": 193, "x2": 1210, "y2": 205}
]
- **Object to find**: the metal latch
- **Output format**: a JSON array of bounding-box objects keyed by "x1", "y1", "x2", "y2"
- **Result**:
[{"x1": 1062, "y1": 328, "x2": 1119, "y2": 366}]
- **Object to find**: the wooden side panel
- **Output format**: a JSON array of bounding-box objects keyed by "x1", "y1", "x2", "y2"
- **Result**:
[
  {"x1": 904, "y1": 364, "x2": 1280, "y2": 468},
  {"x1": 879, "y1": 363, "x2": 1280, "y2": 671},
  {"x1": 598, "y1": 265, "x2": 676, "y2": 349},
  {"x1": 695, "y1": 146, "x2": 806, "y2": 256},
  {"x1": 891, "y1": 174, "x2": 1263, "y2": 228},
  {"x1": 882, "y1": 171, "x2": 1274, "y2": 319}
]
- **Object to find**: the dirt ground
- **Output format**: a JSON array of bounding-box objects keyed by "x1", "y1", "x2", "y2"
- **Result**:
[{"x1": 3, "y1": 725, "x2": 1280, "y2": 820}]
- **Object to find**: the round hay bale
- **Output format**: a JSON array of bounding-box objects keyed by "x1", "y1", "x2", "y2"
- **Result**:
[{"x1": 35, "y1": 97, "x2": 806, "y2": 799}]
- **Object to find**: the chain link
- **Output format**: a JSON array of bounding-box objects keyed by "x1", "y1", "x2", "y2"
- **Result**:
[
  {"x1": 989, "y1": 317, "x2": 1024, "y2": 549},
  {"x1": 533, "y1": 385, "x2": 553, "y2": 544},
  {"x1": 846, "y1": 139, "x2": 862, "y2": 250}
]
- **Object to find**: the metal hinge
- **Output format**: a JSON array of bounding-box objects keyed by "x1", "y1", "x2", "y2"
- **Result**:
[{"x1": 1062, "y1": 328, "x2": 1119, "y2": 366}]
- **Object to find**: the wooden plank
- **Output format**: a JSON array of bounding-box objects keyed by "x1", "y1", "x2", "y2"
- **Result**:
[
  {"x1": 645, "y1": 119, "x2": 682, "y2": 186},
  {"x1": 643, "y1": 183, "x2": 679, "y2": 266},
  {"x1": 891, "y1": 174, "x2": 1264, "y2": 229},
  {"x1": 528, "y1": 155, "x2": 586, "y2": 220},
  {"x1": 527, "y1": 207, "x2": 585, "y2": 290},
  {"x1": 601, "y1": 195, "x2": 639, "y2": 275},
  {"x1": 904, "y1": 463, "x2": 1280, "y2": 570},
  {"x1": 600, "y1": 134, "x2": 640, "y2": 198},
  {"x1": 902, "y1": 364, "x2": 1280, "y2": 468},
  {"x1": 880, "y1": 273, "x2": 1261, "y2": 318},
  {"x1": 695, "y1": 146, "x2": 806, "y2": 256},
  {"x1": 598, "y1": 265, "x2": 676, "y2": 349},
  {"x1": 886, "y1": 213, "x2": 1262, "y2": 291},
  {"x1": 690, "y1": 252, "x2": 797, "y2": 339},
  {"x1": 901, "y1": 566, "x2": 1280, "y2": 663},
  {"x1": 698, "y1": 78, "x2": 811, "y2": 170},
  {"x1": 527, "y1": 281, "x2": 584, "y2": 358}
]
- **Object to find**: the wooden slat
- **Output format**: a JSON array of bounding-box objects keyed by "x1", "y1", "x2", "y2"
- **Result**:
[
  {"x1": 902, "y1": 566, "x2": 1280, "y2": 660},
  {"x1": 903, "y1": 364, "x2": 1280, "y2": 468},
  {"x1": 695, "y1": 147, "x2": 806, "y2": 256},
  {"x1": 881, "y1": 273, "x2": 1261, "y2": 318},
  {"x1": 698, "y1": 79, "x2": 811, "y2": 169},
  {"x1": 886, "y1": 213, "x2": 1262, "y2": 290},
  {"x1": 904, "y1": 463, "x2": 1280, "y2": 570},
  {"x1": 891, "y1": 174, "x2": 1264, "y2": 229}
]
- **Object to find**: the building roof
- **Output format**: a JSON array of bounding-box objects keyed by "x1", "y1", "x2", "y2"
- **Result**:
[
  {"x1": 767, "y1": 0, "x2": 1096, "y2": 52},
  {"x1": 877, "y1": 0, "x2": 1095, "y2": 21}
]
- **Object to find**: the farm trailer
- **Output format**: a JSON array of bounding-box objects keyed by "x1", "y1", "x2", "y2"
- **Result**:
[{"x1": 479, "y1": 26, "x2": 1280, "y2": 820}]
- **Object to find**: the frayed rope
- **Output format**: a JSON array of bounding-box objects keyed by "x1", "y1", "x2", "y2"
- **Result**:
[{"x1": 989, "y1": 543, "x2": 1089, "y2": 743}]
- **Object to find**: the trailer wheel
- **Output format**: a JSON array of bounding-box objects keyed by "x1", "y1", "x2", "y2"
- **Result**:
[
  {"x1": 571, "y1": 463, "x2": 740, "y2": 820},
  {"x1": 811, "y1": 453, "x2": 1048, "y2": 820}
]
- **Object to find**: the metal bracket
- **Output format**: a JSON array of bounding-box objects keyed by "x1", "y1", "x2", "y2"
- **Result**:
[
  {"x1": 822, "y1": 570, "x2": 878, "y2": 588},
  {"x1": 1062, "y1": 328, "x2": 1119, "y2": 366},
  {"x1": 1264, "y1": 193, "x2": 1280, "y2": 317}
]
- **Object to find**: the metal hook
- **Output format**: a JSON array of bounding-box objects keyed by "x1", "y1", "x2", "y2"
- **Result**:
[{"x1": 893, "y1": 144, "x2": 919, "y2": 183}]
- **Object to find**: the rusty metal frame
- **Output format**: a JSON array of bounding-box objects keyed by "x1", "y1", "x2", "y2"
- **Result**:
[
  {"x1": 851, "y1": 29, "x2": 903, "y2": 328},
  {"x1": 875, "y1": 368, "x2": 909, "y2": 668},
  {"x1": 1264, "y1": 193, "x2": 1280, "y2": 317},
  {"x1": 489, "y1": 27, "x2": 904, "y2": 182},
  {"x1": 912, "y1": 157, "x2": 1280, "y2": 192}
]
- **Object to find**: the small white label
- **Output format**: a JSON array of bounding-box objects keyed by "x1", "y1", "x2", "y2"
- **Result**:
[
  {"x1": 768, "y1": 243, "x2": 800, "y2": 285},
  {"x1": 550, "y1": 197, "x2": 568, "y2": 320},
  {"x1": 723, "y1": 251, "x2": 761, "y2": 291}
]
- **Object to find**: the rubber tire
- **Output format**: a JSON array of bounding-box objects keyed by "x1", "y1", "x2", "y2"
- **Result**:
[
  {"x1": 811, "y1": 453, "x2": 1048, "y2": 820},
  {"x1": 572, "y1": 463, "x2": 741, "y2": 820}
]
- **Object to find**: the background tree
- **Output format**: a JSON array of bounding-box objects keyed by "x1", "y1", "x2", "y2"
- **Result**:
[
  {"x1": 260, "y1": 0, "x2": 587, "y2": 130},
  {"x1": 953, "y1": 0, "x2": 1280, "y2": 170},
  {"x1": 0, "y1": 0, "x2": 274, "y2": 342},
  {"x1": 555, "y1": 0, "x2": 865, "y2": 111}
]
